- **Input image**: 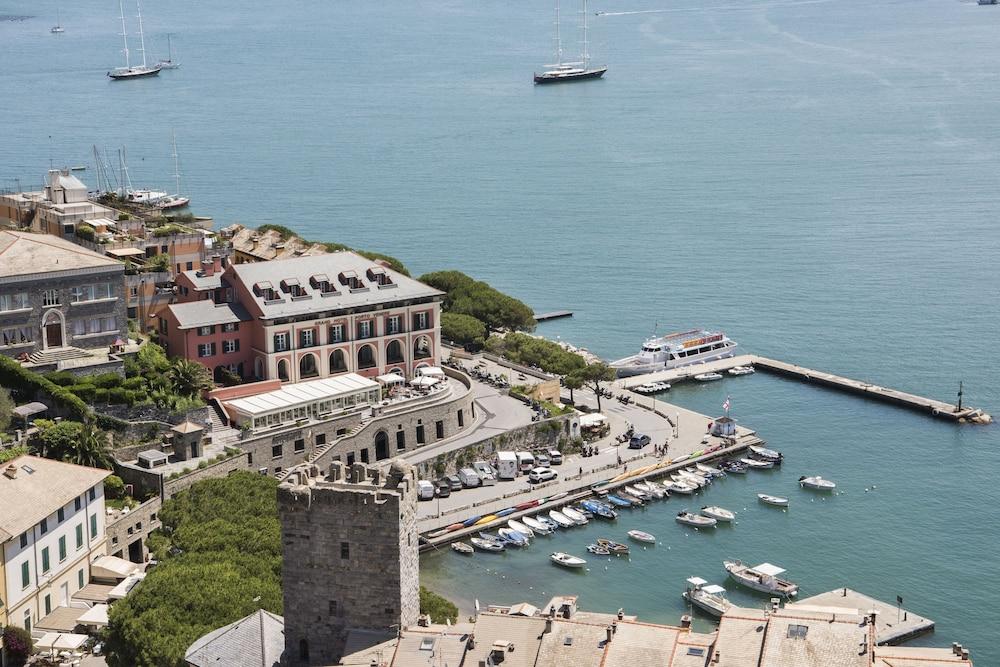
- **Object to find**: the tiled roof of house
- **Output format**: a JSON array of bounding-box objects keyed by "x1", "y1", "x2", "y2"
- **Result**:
[
  {"x1": 166, "y1": 300, "x2": 252, "y2": 330},
  {"x1": 184, "y1": 609, "x2": 285, "y2": 667},
  {"x1": 0, "y1": 230, "x2": 123, "y2": 278}
]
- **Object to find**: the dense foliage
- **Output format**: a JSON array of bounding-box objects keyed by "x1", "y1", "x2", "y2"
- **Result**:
[
  {"x1": 0, "y1": 354, "x2": 90, "y2": 421},
  {"x1": 75, "y1": 223, "x2": 96, "y2": 242},
  {"x1": 105, "y1": 472, "x2": 283, "y2": 667},
  {"x1": 0, "y1": 387, "x2": 13, "y2": 433},
  {"x1": 485, "y1": 333, "x2": 586, "y2": 376},
  {"x1": 1, "y1": 625, "x2": 33, "y2": 665},
  {"x1": 32, "y1": 419, "x2": 113, "y2": 469},
  {"x1": 572, "y1": 362, "x2": 616, "y2": 411},
  {"x1": 440, "y1": 312, "x2": 488, "y2": 349},
  {"x1": 419, "y1": 586, "x2": 459, "y2": 623},
  {"x1": 419, "y1": 271, "x2": 535, "y2": 332}
]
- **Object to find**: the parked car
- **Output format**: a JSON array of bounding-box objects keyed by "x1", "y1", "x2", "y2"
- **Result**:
[
  {"x1": 548, "y1": 449, "x2": 563, "y2": 465},
  {"x1": 528, "y1": 467, "x2": 558, "y2": 483},
  {"x1": 446, "y1": 475, "x2": 463, "y2": 491},
  {"x1": 629, "y1": 433, "x2": 651, "y2": 449},
  {"x1": 536, "y1": 453, "x2": 551, "y2": 468},
  {"x1": 472, "y1": 461, "x2": 497, "y2": 485},
  {"x1": 457, "y1": 467, "x2": 482, "y2": 488},
  {"x1": 417, "y1": 480, "x2": 435, "y2": 500},
  {"x1": 434, "y1": 479, "x2": 452, "y2": 497}
]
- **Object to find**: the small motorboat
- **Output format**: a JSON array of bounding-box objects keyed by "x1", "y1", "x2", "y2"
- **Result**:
[
  {"x1": 596, "y1": 538, "x2": 630, "y2": 554},
  {"x1": 497, "y1": 528, "x2": 530, "y2": 547},
  {"x1": 695, "y1": 373, "x2": 723, "y2": 382},
  {"x1": 508, "y1": 519, "x2": 534, "y2": 538},
  {"x1": 724, "y1": 559, "x2": 798, "y2": 597},
  {"x1": 451, "y1": 542, "x2": 474, "y2": 555},
  {"x1": 683, "y1": 577, "x2": 732, "y2": 617},
  {"x1": 748, "y1": 445, "x2": 782, "y2": 462},
  {"x1": 550, "y1": 552, "x2": 587, "y2": 569},
  {"x1": 624, "y1": 485, "x2": 652, "y2": 501},
  {"x1": 606, "y1": 494, "x2": 633, "y2": 507},
  {"x1": 696, "y1": 463, "x2": 724, "y2": 476},
  {"x1": 720, "y1": 460, "x2": 747, "y2": 474},
  {"x1": 522, "y1": 516, "x2": 552, "y2": 535},
  {"x1": 758, "y1": 493, "x2": 789, "y2": 507},
  {"x1": 627, "y1": 529, "x2": 656, "y2": 544},
  {"x1": 587, "y1": 543, "x2": 611, "y2": 555},
  {"x1": 799, "y1": 476, "x2": 836, "y2": 491},
  {"x1": 664, "y1": 480, "x2": 696, "y2": 495},
  {"x1": 700, "y1": 506, "x2": 736, "y2": 522},
  {"x1": 536, "y1": 515, "x2": 561, "y2": 531},
  {"x1": 635, "y1": 481, "x2": 666, "y2": 499},
  {"x1": 619, "y1": 489, "x2": 645, "y2": 505},
  {"x1": 681, "y1": 469, "x2": 711, "y2": 486},
  {"x1": 673, "y1": 473, "x2": 706, "y2": 489},
  {"x1": 549, "y1": 510, "x2": 575, "y2": 528},
  {"x1": 634, "y1": 383, "x2": 659, "y2": 394},
  {"x1": 470, "y1": 537, "x2": 505, "y2": 552},
  {"x1": 741, "y1": 457, "x2": 774, "y2": 469},
  {"x1": 581, "y1": 499, "x2": 618, "y2": 519},
  {"x1": 561, "y1": 506, "x2": 589, "y2": 525},
  {"x1": 652, "y1": 381, "x2": 671, "y2": 391},
  {"x1": 676, "y1": 511, "x2": 717, "y2": 528},
  {"x1": 573, "y1": 504, "x2": 594, "y2": 519},
  {"x1": 728, "y1": 365, "x2": 755, "y2": 376},
  {"x1": 479, "y1": 531, "x2": 503, "y2": 543}
]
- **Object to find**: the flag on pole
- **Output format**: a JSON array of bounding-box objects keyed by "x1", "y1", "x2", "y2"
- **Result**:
[{"x1": 722, "y1": 396, "x2": 731, "y2": 412}]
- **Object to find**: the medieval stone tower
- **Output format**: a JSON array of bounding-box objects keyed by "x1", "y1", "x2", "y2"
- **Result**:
[{"x1": 278, "y1": 458, "x2": 420, "y2": 666}]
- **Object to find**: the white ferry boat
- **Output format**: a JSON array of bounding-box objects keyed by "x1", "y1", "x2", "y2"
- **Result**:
[{"x1": 611, "y1": 329, "x2": 738, "y2": 378}]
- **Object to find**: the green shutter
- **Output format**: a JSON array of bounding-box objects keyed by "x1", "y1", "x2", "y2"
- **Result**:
[
  {"x1": 21, "y1": 561, "x2": 29, "y2": 588},
  {"x1": 41, "y1": 547, "x2": 50, "y2": 573},
  {"x1": 76, "y1": 523, "x2": 83, "y2": 549},
  {"x1": 59, "y1": 536, "x2": 66, "y2": 561},
  {"x1": 90, "y1": 514, "x2": 97, "y2": 540},
  {"x1": 78, "y1": 569, "x2": 84, "y2": 589}
]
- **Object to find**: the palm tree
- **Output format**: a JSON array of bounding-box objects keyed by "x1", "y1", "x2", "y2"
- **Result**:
[
  {"x1": 68, "y1": 422, "x2": 113, "y2": 470},
  {"x1": 169, "y1": 359, "x2": 214, "y2": 398}
]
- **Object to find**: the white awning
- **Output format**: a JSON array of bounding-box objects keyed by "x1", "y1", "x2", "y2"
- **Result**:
[
  {"x1": 91, "y1": 555, "x2": 139, "y2": 580},
  {"x1": 410, "y1": 376, "x2": 440, "y2": 387},
  {"x1": 416, "y1": 366, "x2": 445, "y2": 378},
  {"x1": 376, "y1": 373, "x2": 405, "y2": 385},
  {"x1": 37, "y1": 632, "x2": 89, "y2": 651},
  {"x1": 579, "y1": 413, "x2": 608, "y2": 428},
  {"x1": 686, "y1": 576, "x2": 708, "y2": 586},
  {"x1": 108, "y1": 572, "x2": 146, "y2": 600},
  {"x1": 78, "y1": 603, "x2": 110, "y2": 627},
  {"x1": 753, "y1": 563, "x2": 786, "y2": 577},
  {"x1": 702, "y1": 585, "x2": 727, "y2": 595}
]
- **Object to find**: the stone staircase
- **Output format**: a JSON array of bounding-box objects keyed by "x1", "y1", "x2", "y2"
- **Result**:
[
  {"x1": 208, "y1": 400, "x2": 242, "y2": 447},
  {"x1": 27, "y1": 347, "x2": 93, "y2": 365}
]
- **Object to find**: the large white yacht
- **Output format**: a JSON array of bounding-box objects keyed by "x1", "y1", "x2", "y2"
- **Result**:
[{"x1": 611, "y1": 329, "x2": 737, "y2": 377}]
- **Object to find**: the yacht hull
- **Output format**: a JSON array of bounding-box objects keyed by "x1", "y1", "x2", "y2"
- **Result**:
[{"x1": 534, "y1": 67, "x2": 607, "y2": 84}]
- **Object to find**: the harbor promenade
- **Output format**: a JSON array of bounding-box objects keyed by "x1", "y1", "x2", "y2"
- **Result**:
[
  {"x1": 793, "y1": 588, "x2": 935, "y2": 645},
  {"x1": 616, "y1": 354, "x2": 990, "y2": 423}
]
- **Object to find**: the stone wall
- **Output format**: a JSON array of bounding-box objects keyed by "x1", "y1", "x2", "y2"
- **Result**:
[
  {"x1": 114, "y1": 461, "x2": 163, "y2": 501},
  {"x1": 162, "y1": 451, "x2": 251, "y2": 499},
  {"x1": 105, "y1": 497, "x2": 162, "y2": 563},
  {"x1": 412, "y1": 413, "x2": 580, "y2": 479},
  {"x1": 279, "y1": 461, "x2": 419, "y2": 666}
]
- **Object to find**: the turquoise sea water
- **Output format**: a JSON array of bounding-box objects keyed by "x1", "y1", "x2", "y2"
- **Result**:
[{"x1": 3, "y1": 0, "x2": 998, "y2": 659}]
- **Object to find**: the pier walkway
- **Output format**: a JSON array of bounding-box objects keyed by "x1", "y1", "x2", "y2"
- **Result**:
[
  {"x1": 793, "y1": 588, "x2": 935, "y2": 645},
  {"x1": 616, "y1": 354, "x2": 990, "y2": 424}
]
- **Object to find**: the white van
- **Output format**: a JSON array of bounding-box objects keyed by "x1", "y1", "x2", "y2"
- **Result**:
[
  {"x1": 416, "y1": 480, "x2": 435, "y2": 500},
  {"x1": 496, "y1": 451, "x2": 518, "y2": 480},
  {"x1": 457, "y1": 467, "x2": 482, "y2": 488},
  {"x1": 516, "y1": 451, "x2": 535, "y2": 474}
]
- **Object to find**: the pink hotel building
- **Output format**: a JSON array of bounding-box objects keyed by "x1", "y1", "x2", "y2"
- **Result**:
[{"x1": 158, "y1": 253, "x2": 443, "y2": 384}]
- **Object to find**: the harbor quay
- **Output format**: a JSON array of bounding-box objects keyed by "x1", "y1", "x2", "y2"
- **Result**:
[{"x1": 792, "y1": 588, "x2": 935, "y2": 646}]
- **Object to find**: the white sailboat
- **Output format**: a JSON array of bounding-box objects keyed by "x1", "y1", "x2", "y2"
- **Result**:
[
  {"x1": 155, "y1": 132, "x2": 190, "y2": 210},
  {"x1": 109, "y1": 0, "x2": 161, "y2": 79},
  {"x1": 51, "y1": 7, "x2": 65, "y2": 33},
  {"x1": 534, "y1": 0, "x2": 606, "y2": 84},
  {"x1": 156, "y1": 33, "x2": 180, "y2": 69}
]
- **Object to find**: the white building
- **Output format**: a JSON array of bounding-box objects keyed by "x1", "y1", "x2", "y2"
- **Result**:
[{"x1": 0, "y1": 456, "x2": 110, "y2": 635}]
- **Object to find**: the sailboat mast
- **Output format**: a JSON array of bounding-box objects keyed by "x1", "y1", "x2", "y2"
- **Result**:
[
  {"x1": 167, "y1": 33, "x2": 172, "y2": 62},
  {"x1": 171, "y1": 132, "x2": 181, "y2": 196},
  {"x1": 555, "y1": 0, "x2": 563, "y2": 65},
  {"x1": 118, "y1": 0, "x2": 131, "y2": 67},
  {"x1": 582, "y1": 0, "x2": 589, "y2": 67},
  {"x1": 135, "y1": 0, "x2": 148, "y2": 68}
]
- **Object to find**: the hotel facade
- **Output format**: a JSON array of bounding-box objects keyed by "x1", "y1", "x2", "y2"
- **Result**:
[{"x1": 160, "y1": 252, "x2": 443, "y2": 384}]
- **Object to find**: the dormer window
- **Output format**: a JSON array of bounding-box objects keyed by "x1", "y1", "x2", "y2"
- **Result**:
[
  {"x1": 366, "y1": 267, "x2": 394, "y2": 287},
  {"x1": 280, "y1": 278, "x2": 305, "y2": 298},
  {"x1": 338, "y1": 271, "x2": 366, "y2": 291},
  {"x1": 253, "y1": 281, "x2": 278, "y2": 300},
  {"x1": 309, "y1": 274, "x2": 338, "y2": 295}
]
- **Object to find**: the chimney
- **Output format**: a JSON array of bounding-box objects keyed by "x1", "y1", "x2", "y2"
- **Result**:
[
  {"x1": 212, "y1": 254, "x2": 222, "y2": 274},
  {"x1": 350, "y1": 463, "x2": 367, "y2": 484},
  {"x1": 680, "y1": 614, "x2": 692, "y2": 629},
  {"x1": 3, "y1": 464, "x2": 17, "y2": 480},
  {"x1": 328, "y1": 461, "x2": 345, "y2": 482},
  {"x1": 201, "y1": 259, "x2": 214, "y2": 277}
]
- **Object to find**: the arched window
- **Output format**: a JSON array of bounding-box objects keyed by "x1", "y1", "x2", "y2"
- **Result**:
[
  {"x1": 299, "y1": 354, "x2": 319, "y2": 379},
  {"x1": 413, "y1": 336, "x2": 431, "y2": 359},
  {"x1": 277, "y1": 359, "x2": 289, "y2": 381},
  {"x1": 386, "y1": 339, "x2": 404, "y2": 364},
  {"x1": 330, "y1": 349, "x2": 347, "y2": 373},
  {"x1": 374, "y1": 431, "x2": 390, "y2": 461},
  {"x1": 357, "y1": 344, "x2": 376, "y2": 369}
]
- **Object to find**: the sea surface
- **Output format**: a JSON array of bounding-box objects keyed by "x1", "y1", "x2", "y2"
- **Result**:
[{"x1": 2, "y1": 0, "x2": 998, "y2": 660}]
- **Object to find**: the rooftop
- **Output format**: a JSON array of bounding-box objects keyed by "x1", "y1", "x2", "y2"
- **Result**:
[
  {"x1": 185, "y1": 609, "x2": 285, "y2": 667},
  {"x1": 225, "y1": 373, "x2": 380, "y2": 417},
  {"x1": 229, "y1": 251, "x2": 444, "y2": 319},
  {"x1": 180, "y1": 267, "x2": 224, "y2": 290},
  {"x1": 167, "y1": 300, "x2": 252, "y2": 330},
  {"x1": 0, "y1": 230, "x2": 124, "y2": 278},
  {"x1": 0, "y1": 455, "x2": 110, "y2": 542}
]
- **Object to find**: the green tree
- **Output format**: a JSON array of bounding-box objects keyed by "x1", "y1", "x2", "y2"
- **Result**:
[
  {"x1": 419, "y1": 586, "x2": 458, "y2": 624},
  {"x1": 105, "y1": 474, "x2": 126, "y2": 499},
  {"x1": 66, "y1": 422, "x2": 113, "y2": 469},
  {"x1": 564, "y1": 373, "x2": 583, "y2": 404},
  {"x1": 440, "y1": 312, "x2": 487, "y2": 349},
  {"x1": 168, "y1": 359, "x2": 214, "y2": 398},
  {"x1": 0, "y1": 386, "x2": 14, "y2": 433},
  {"x1": 145, "y1": 253, "x2": 171, "y2": 273},
  {"x1": 484, "y1": 333, "x2": 585, "y2": 376},
  {"x1": 419, "y1": 270, "x2": 535, "y2": 332},
  {"x1": 2, "y1": 625, "x2": 33, "y2": 666},
  {"x1": 32, "y1": 419, "x2": 83, "y2": 460},
  {"x1": 579, "y1": 362, "x2": 616, "y2": 412}
]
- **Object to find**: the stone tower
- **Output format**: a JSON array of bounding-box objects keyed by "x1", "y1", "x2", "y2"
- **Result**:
[{"x1": 278, "y1": 459, "x2": 419, "y2": 666}]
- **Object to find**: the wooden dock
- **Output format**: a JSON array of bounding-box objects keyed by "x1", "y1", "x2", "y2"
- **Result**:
[
  {"x1": 793, "y1": 588, "x2": 934, "y2": 645},
  {"x1": 616, "y1": 354, "x2": 990, "y2": 424},
  {"x1": 534, "y1": 310, "x2": 573, "y2": 322}
]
